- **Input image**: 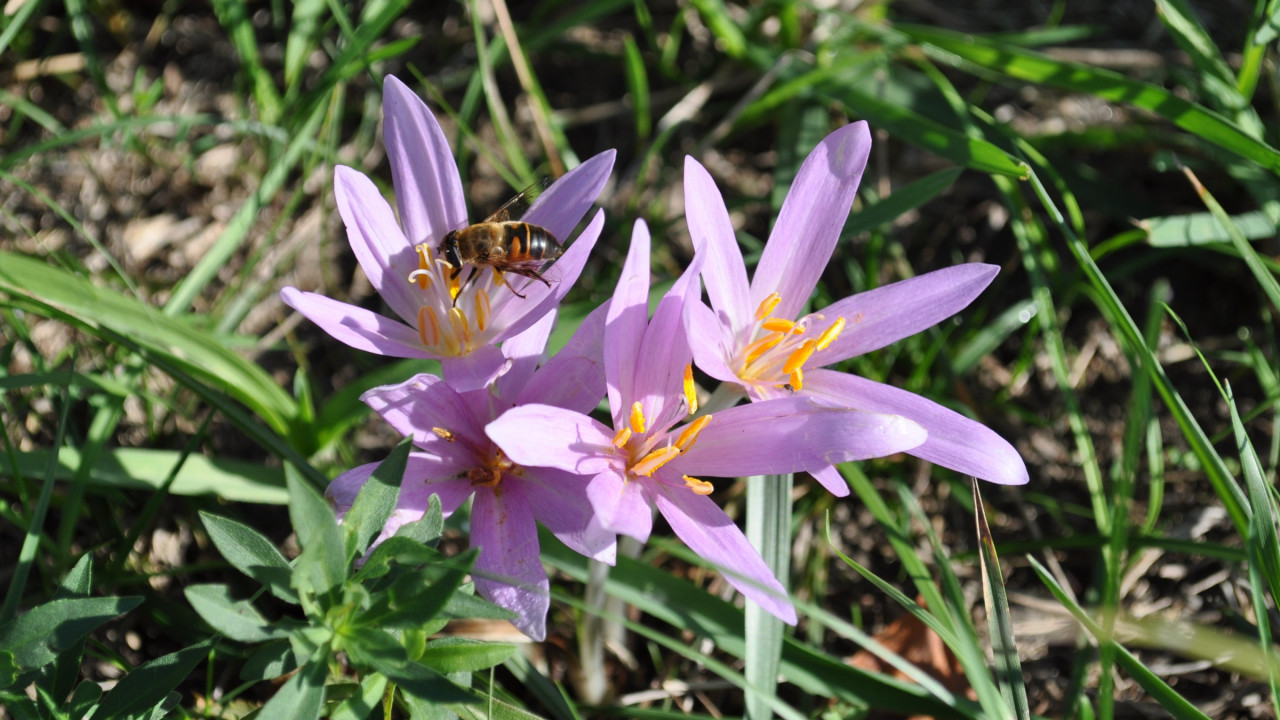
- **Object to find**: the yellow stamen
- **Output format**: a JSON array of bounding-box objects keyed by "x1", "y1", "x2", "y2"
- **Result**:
[
  {"x1": 755, "y1": 292, "x2": 782, "y2": 321},
  {"x1": 789, "y1": 367, "x2": 804, "y2": 391},
  {"x1": 632, "y1": 446, "x2": 680, "y2": 477},
  {"x1": 413, "y1": 245, "x2": 433, "y2": 289},
  {"x1": 683, "y1": 475, "x2": 714, "y2": 495},
  {"x1": 629, "y1": 401, "x2": 646, "y2": 434},
  {"x1": 448, "y1": 307, "x2": 471, "y2": 347},
  {"x1": 474, "y1": 288, "x2": 491, "y2": 332},
  {"x1": 742, "y1": 332, "x2": 784, "y2": 367},
  {"x1": 447, "y1": 266, "x2": 461, "y2": 300},
  {"x1": 674, "y1": 415, "x2": 712, "y2": 452},
  {"x1": 783, "y1": 339, "x2": 817, "y2": 375},
  {"x1": 612, "y1": 426, "x2": 632, "y2": 448},
  {"x1": 761, "y1": 318, "x2": 798, "y2": 334},
  {"x1": 418, "y1": 306, "x2": 440, "y2": 347},
  {"x1": 432, "y1": 427, "x2": 454, "y2": 442},
  {"x1": 683, "y1": 364, "x2": 698, "y2": 415},
  {"x1": 816, "y1": 317, "x2": 845, "y2": 351}
]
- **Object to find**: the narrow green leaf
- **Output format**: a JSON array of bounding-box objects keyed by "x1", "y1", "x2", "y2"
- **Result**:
[
  {"x1": 184, "y1": 584, "x2": 293, "y2": 643},
  {"x1": 687, "y1": 0, "x2": 746, "y2": 58},
  {"x1": 622, "y1": 34, "x2": 651, "y2": 141},
  {"x1": 287, "y1": 466, "x2": 347, "y2": 604},
  {"x1": 208, "y1": 0, "x2": 281, "y2": 124},
  {"x1": 330, "y1": 672, "x2": 388, "y2": 720},
  {"x1": 93, "y1": 637, "x2": 216, "y2": 720},
  {"x1": 255, "y1": 656, "x2": 327, "y2": 720},
  {"x1": 200, "y1": 511, "x2": 296, "y2": 603},
  {"x1": 973, "y1": 482, "x2": 1031, "y2": 720},
  {"x1": 1182, "y1": 167, "x2": 1280, "y2": 316},
  {"x1": 846, "y1": 167, "x2": 964, "y2": 237},
  {"x1": 395, "y1": 494, "x2": 445, "y2": 547},
  {"x1": 419, "y1": 638, "x2": 517, "y2": 674},
  {"x1": 1028, "y1": 557, "x2": 1213, "y2": 720},
  {"x1": 0, "y1": 252, "x2": 297, "y2": 435},
  {"x1": 904, "y1": 24, "x2": 1280, "y2": 172},
  {"x1": 344, "y1": 437, "x2": 412, "y2": 559},
  {"x1": 0, "y1": 597, "x2": 142, "y2": 672},
  {"x1": 240, "y1": 640, "x2": 297, "y2": 682},
  {"x1": 1143, "y1": 209, "x2": 1277, "y2": 246},
  {"x1": 5, "y1": 448, "x2": 287, "y2": 504},
  {"x1": 283, "y1": 0, "x2": 326, "y2": 89},
  {"x1": 50, "y1": 555, "x2": 94, "y2": 699}
]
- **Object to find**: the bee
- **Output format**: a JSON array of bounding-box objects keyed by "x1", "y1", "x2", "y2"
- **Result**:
[{"x1": 439, "y1": 181, "x2": 560, "y2": 302}]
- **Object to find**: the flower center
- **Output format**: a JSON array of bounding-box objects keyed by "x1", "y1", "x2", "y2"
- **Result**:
[
  {"x1": 405, "y1": 243, "x2": 491, "y2": 357},
  {"x1": 733, "y1": 292, "x2": 844, "y2": 392},
  {"x1": 467, "y1": 448, "x2": 519, "y2": 488},
  {"x1": 611, "y1": 370, "x2": 714, "y2": 495}
]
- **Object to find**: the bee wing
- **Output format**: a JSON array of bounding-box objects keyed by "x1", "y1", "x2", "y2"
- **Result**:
[{"x1": 482, "y1": 177, "x2": 553, "y2": 223}]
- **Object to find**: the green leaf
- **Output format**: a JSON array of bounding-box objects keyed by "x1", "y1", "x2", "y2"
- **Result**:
[
  {"x1": 4, "y1": 447, "x2": 287, "y2": 504},
  {"x1": 329, "y1": 672, "x2": 388, "y2": 720},
  {"x1": 200, "y1": 512, "x2": 297, "y2": 603},
  {"x1": 240, "y1": 641, "x2": 297, "y2": 682},
  {"x1": 1143, "y1": 209, "x2": 1277, "y2": 246},
  {"x1": 395, "y1": 494, "x2": 445, "y2": 547},
  {"x1": 255, "y1": 656, "x2": 327, "y2": 720},
  {"x1": 0, "y1": 252, "x2": 298, "y2": 436},
  {"x1": 184, "y1": 584, "x2": 293, "y2": 643},
  {"x1": 287, "y1": 467, "x2": 347, "y2": 605},
  {"x1": 903, "y1": 24, "x2": 1280, "y2": 172},
  {"x1": 0, "y1": 597, "x2": 142, "y2": 673},
  {"x1": 93, "y1": 637, "x2": 216, "y2": 720},
  {"x1": 344, "y1": 437, "x2": 412, "y2": 559},
  {"x1": 973, "y1": 483, "x2": 1030, "y2": 720},
  {"x1": 364, "y1": 561, "x2": 473, "y2": 629},
  {"x1": 1029, "y1": 558, "x2": 1212, "y2": 720},
  {"x1": 846, "y1": 167, "x2": 964, "y2": 237},
  {"x1": 419, "y1": 638, "x2": 517, "y2": 674},
  {"x1": 1182, "y1": 167, "x2": 1280, "y2": 316}
]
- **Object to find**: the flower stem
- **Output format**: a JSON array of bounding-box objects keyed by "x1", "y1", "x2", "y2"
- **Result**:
[{"x1": 744, "y1": 472, "x2": 792, "y2": 719}]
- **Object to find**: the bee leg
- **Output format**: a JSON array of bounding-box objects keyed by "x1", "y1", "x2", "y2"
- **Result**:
[
  {"x1": 492, "y1": 269, "x2": 528, "y2": 299},
  {"x1": 509, "y1": 267, "x2": 553, "y2": 289},
  {"x1": 451, "y1": 266, "x2": 481, "y2": 307}
]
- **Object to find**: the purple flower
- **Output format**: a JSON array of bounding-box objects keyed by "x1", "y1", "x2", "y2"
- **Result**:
[
  {"x1": 486, "y1": 221, "x2": 927, "y2": 623},
  {"x1": 325, "y1": 307, "x2": 614, "y2": 641},
  {"x1": 282, "y1": 75, "x2": 615, "y2": 391},
  {"x1": 683, "y1": 121, "x2": 1029, "y2": 494}
]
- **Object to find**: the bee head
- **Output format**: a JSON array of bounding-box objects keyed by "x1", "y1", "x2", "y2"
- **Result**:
[{"x1": 440, "y1": 232, "x2": 462, "y2": 271}]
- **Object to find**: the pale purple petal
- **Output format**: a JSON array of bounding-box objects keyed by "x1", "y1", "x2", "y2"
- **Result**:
[
  {"x1": 486, "y1": 209, "x2": 606, "y2": 342},
  {"x1": 441, "y1": 344, "x2": 510, "y2": 393},
  {"x1": 753, "y1": 122, "x2": 872, "y2": 321},
  {"x1": 281, "y1": 288, "x2": 435, "y2": 359},
  {"x1": 382, "y1": 75, "x2": 468, "y2": 247},
  {"x1": 486, "y1": 404, "x2": 617, "y2": 475},
  {"x1": 325, "y1": 453, "x2": 469, "y2": 516},
  {"x1": 586, "y1": 470, "x2": 652, "y2": 541},
  {"x1": 805, "y1": 369, "x2": 1028, "y2": 485},
  {"x1": 672, "y1": 397, "x2": 926, "y2": 477},
  {"x1": 654, "y1": 486, "x2": 796, "y2": 624},
  {"x1": 809, "y1": 264, "x2": 1000, "y2": 365},
  {"x1": 520, "y1": 300, "x2": 608, "y2": 414},
  {"x1": 605, "y1": 220, "x2": 652, "y2": 428},
  {"x1": 521, "y1": 467, "x2": 616, "y2": 563},
  {"x1": 522, "y1": 150, "x2": 616, "y2": 243},
  {"x1": 634, "y1": 252, "x2": 703, "y2": 434},
  {"x1": 362, "y1": 374, "x2": 486, "y2": 457},
  {"x1": 332, "y1": 165, "x2": 420, "y2": 322},
  {"x1": 684, "y1": 156, "x2": 752, "y2": 336},
  {"x1": 686, "y1": 300, "x2": 741, "y2": 386},
  {"x1": 495, "y1": 308, "x2": 556, "y2": 400},
  {"x1": 806, "y1": 465, "x2": 850, "y2": 497},
  {"x1": 471, "y1": 486, "x2": 550, "y2": 641}
]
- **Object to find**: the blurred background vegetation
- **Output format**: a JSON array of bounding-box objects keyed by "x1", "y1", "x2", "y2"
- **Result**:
[{"x1": 2, "y1": 0, "x2": 1280, "y2": 718}]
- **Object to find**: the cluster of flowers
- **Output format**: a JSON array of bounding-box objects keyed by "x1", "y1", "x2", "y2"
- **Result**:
[{"x1": 282, "y1": 76, "x2": 1029, "y2": 640}]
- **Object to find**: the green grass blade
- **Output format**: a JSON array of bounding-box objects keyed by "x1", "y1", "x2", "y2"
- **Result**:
[
  {"x1": 1182, "y1": 166, "x2": 1280, "y2": 316},
  {"x1": 209, "y1": 0, "x2": 282, "y2": 124},
  {"x1": 903, "y1": 24, "x2": 1280, "y2": 172},
  {"x1": 1028, "y1": 557, "x2": 1213, "y2": 720},
  {"x1": 164, "y1": 100, "x2": 325, "y2": 316},
  {"x1": 0, "y1": 251, "x2": 298, "y2": 435},
  {"x1": 973, "y1": 482, "x2": 1030, "y2": 720},
  {"x1": 1144, "y1": 209, "x2": 1277, "y2": 246}
]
